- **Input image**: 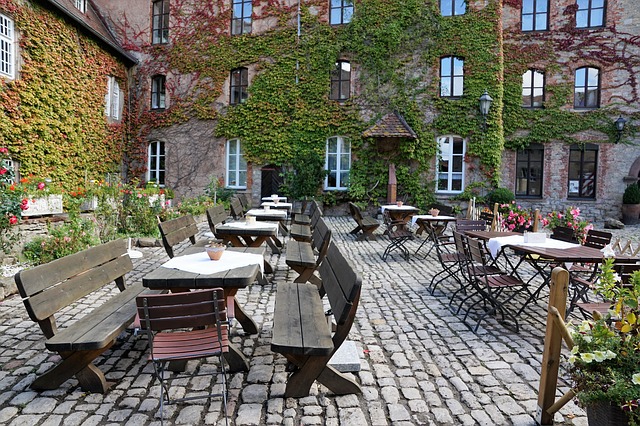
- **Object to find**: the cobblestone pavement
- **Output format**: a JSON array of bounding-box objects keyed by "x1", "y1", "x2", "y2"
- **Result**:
[{"x1": 1, "y1": 217, "x2": 638, "y2": 426}]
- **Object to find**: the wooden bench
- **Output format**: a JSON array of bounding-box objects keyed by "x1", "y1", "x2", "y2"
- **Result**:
[
  {"x1": 229, "y1": 197, "x2": 245, "y2": 220},
  {"x1": 206, "y1": 204, "x2": 229, "y2": 234},
  {"x1": 14, "y1": 239, "x2": 160, "y2": 393},
  {"x1": 272, "y1": 241, "x2": 362, "y2": 397},
  {"x1": 290, "y1": 203, "x2": 322, "y2": 242},
  {"x1": 158, "y1": 214, "x2": 209, "y2": 258},
  {"x1": 293, "y1": 200, "x2": 320, "y2": 226},
  {"x1": 285, "y1": 216, "x2": 331, "y2": 286},
  {"x1": 348, "y1": 202, "x2": 380, "y2": 241}
]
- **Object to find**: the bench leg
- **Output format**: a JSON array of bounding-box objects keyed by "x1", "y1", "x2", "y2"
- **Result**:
[
  {"x1": 32, "y1": 347, "x2": 112, "y2": 393},
  {"x1": 349, "y1": 225, "x2": 362, "y2": 235},
  {"x1": 233, "y1": 297, "x2": 259, "y2": 334},
  {"x1": 283, "y1": 354, "x2": 361, "y2": 397}
]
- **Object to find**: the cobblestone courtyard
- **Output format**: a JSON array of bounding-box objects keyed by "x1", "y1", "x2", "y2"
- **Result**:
[{"x1": 2, "y1": 216, "x2": 637, "y2": 425}]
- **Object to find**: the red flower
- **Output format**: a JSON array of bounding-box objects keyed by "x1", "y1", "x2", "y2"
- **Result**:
[
  {"x1": 0, "y1": 147, "x2": 8, "y2": 154},
  {"x1": 8, "y1": 215, "x2": 18, "y2": 225},
  {"x1": 0, "y1": 168, "x2": 6, "y2": 175},
  {"x1": 37, "y1": 182, "x2": 45, "y2": 190}
]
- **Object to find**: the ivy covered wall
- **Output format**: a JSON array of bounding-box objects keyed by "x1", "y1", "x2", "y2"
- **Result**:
[{"x1": 0, "y1": 0, "x2": 129, "y2": 190}]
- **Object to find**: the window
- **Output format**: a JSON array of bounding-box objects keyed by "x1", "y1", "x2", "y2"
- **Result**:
[
  {"x1": 147, "y1": 141, "x2": 165, "y2": 186},
  {"x1": 574, "y1": 67, "x2": 600, "y2": 109},
  {"x1": 152, "y1": 0, "x2": 169, "y2": 44},
  {"x1": 440, "y1": 57, "x2": 464, "y2": 98},
  {"x1": 436, "y1": 135, "x2": 465, "y2": 193},
  {"x1": 230, "y1": 68, "x2": 248, "y2": 105},
  {"x1": 576, "y1": 0, "x2": 605, "y2": 28},
  {"x1": 226, "y1": 139, "x2": 247, "y2": 188},
  {"x1": 325, "y1": 136, "x2": 351, "y2": 190},
  {"x1": 330, "y1": 61, "x2": 350, "y2": 101},
  {"x1": 515, "y1": 144, "x2": 543, "y2": 197},
  {"x1": 330, "y1": 0, "x2": 354, "y2": 25},
  {"x1": 568, "y1": 143, "x2": 598, "y2": 198},
  {"x1": 105, "y1": 76, "x2": 120, "y2": 120},
  {"x1": 440, "y1": 0, "x2": 466, "y2": 16},
  {"x1": 75, "y1": 0, "x2": 86, "y2": 13},
  {"x1": 151, "y1": 75, "x2": 166, "y2": 110},
  {"x1": 521, "y1": 0, "x2": 548, "y2": 31},
  {"x1": 231, "y1": 0, "x2": 252, "y2": 35},
  {"x1": 522, "y1": 69, "x2": 545, "y2": 108},
  {"x1": 0, "y1": 14, "x2": 14, "y2": 79}
]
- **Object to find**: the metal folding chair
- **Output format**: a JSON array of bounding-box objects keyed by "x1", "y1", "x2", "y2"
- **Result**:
[
  {"x1": 137, "y1": 289, "x2": 230, "y2": 425},
  {"x1": 381, "y1": 210, "x2": 413, "y2": 261}
]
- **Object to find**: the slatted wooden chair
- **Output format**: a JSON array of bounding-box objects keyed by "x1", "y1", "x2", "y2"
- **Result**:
[{"x1": 137, "y1": 289, "x2": 230, "y2": 425}]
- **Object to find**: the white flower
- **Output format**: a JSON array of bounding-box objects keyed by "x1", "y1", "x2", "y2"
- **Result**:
[
  {"x1": 633, "y1": 373, "x2": 640, "y2": 385},
  {"x1": 583, "y1": 335, "x2": 592, "y2": 343},
  {"x1": 578, "y1": 321, "x2": 592, "y2": 333},
  {"x1": 600, "y1": 244, "x2": 616, "y2": 258},
  {"x1": 604, "y1": 350, "x2": 617, "y2": 360},
  {"x1": 571, "y1": 345, "x2": 580, "y2": 355},
  {"x1": 593, "y1": 351, "x2": 608, "y2": 362},
  {"x1": 568, "y1": 355, "x2": 578, "y2": 365},
  {"x1": 581, "y1": 353, "x2": 596, "y2": 363}
]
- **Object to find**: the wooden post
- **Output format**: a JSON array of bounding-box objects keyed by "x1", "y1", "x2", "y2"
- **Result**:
[
  {"x1": 536, "y1": 267, "x2": 570, "y2": 425},
  {"x1": 533, "y1": 209, "x2": 540, "y2": 232},
  {"x1": 387, "y1": 163, "x2": 397, "y2": 204},
  {"x1": 491, "y1": 202, "x2": 499, "y2": 231}
]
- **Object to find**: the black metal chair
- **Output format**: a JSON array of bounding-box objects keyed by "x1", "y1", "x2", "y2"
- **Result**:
[
  {"x1": 426, "y1": 226, "x2": 463, "y2": 295},
  {"x1": 381, "y1": 210, "x2": 414, "y2": 261}
]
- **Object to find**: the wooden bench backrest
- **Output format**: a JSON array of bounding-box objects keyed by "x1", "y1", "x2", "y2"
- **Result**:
[
  {"x1": 229, "y1": 197, "x2": 244, "y2": 219},
  {"x1": 206, "y1": 204, "x2": 228, "y2": 232},
  {"x1": 312, "y1": 217, "x2": 332, "y2": 265},
  {"x1": 348, "y1": 202, "x2": 364, "y2": 224},
  {"x1": 158, "y1": 214, "x2": 199, "y2": 258},
  {"x1": 15, "y1": 239, "x2": 133, "y2": 324},
  {"x1": 237, "y1": 193, "x2": 252, "y2": 212},
  {"x1": 318, "y1": 242, "x2": 361, "y2": 328}
]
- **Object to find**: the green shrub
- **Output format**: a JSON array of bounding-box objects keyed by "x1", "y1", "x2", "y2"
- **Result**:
[
  {"x1": 23, "y1": 218, "x2": 99, "y2": 265},
  {"x1": 623, "y1": 183, "x2": 640, "y2": 204},
  {"x1": 487, "y1": 187, "x2": 515, "y2": 206}
]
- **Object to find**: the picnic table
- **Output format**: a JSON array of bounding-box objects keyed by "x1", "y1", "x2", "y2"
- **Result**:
[
  {"x1": 215, "y1": 220, "x2": 282, "y2": 254},
  {"x1": 246, "y1": 208, "x2": 289, "y2": 235}
]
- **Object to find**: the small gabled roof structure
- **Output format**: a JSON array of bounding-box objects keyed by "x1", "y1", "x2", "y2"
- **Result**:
[
  {"x1": 362, "y1": 111, "x2": 417, "y2": 140},
  {"x1": 41, "y1": 0, "x2": 137, "y2": 66}
]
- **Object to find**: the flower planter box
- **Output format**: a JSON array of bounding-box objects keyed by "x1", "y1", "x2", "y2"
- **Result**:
[
  {"x1": 21, "y1": 194, "x2": 63, "y2": 217},
  {"x1": 80, "y1": 197, "x2": 99, "y2": 212}
]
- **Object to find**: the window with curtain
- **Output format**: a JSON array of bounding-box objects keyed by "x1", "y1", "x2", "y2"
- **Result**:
[
  {"x1": 151, "y1": 75, "x2": 166, "y2": 110},
  {"x1": 522, "y1": 69, "x2": 545, "y2": 108},
  {"x1": 330, "y1": 0, "x2": 354, "y2": 25},
  {"x1": 522, "y1": 0, "x2": 549, "y2": 31},
  {"x1": 436, "y1": 135, "x2": 465, "y2": 193},
  {"x1": 226, "y1": 139, "x2": 247, "y2": 188},
  {"x1": 147, "y1": 141, "x2": 165, "y2": 186},
  {"x1": 515, "y1": 144, "x2": 544, "y2": 197},
  {"x1": 574, "y1": 67, "x2": 600, "y2": 109},
  {"x1": 325, "y1": 136, "x2": 351, "y2": 190},
  {"x1": 440, "y1": 56, "x2": 464, "y2": 98},
  {"x1": 330, "y1": 61, "x2": 350, "y2": 101},
  {"x1": 576, "y1": 0, "x2": 605, "y2": 28},
  {"x1": 231, "y1": 0, "x2": 252, "y2": 35},
  {"x1": 568, "y1": 143, "x2": 598, "y2": 198},
  {"x1": 105, "y1": 76, "x2": 121, "y2": 120},
  {"x1": 152, "y1": 0, "x2": 170, "y2": 44},
  {"x1": 230, "y1": 68, "x2": 248, "y2": 105}
]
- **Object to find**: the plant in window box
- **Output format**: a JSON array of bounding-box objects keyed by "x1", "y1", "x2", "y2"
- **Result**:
[
  {"x1": 497, "y1": 202, "x2": 534, "y2": 232},
  {"x1": 542, "y1": 206, "x2": 593, "y2": 243},
  {"x1": 16, "y1": 175, "x2": 64, "y2": 217},
  {"x1": 567, "y1": 255, "x2": 640, "y2": 426}
]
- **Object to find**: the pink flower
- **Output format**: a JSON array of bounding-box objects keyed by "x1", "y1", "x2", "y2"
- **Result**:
[
  {"x1": 8, "y1": 215, "x2": 17, "y2": 225},
  {"x1": 0, "y1": 168, "x2": 6, "y2": 175},
  {"x1": 137, "y1": 193, "x2": 143, "y2": 198},
  {"x1": 570, "y1": 208, "x2": 580, "y2": 217},
  {"x1": 63, "y1": 236, "x2": 71, "y2": 243},
  {"x1": 0, "y1": 147, "x2": 7, "y2": 154},
  {"x1": 37, "y1": 182, "x2": 45, "y2": 190}
]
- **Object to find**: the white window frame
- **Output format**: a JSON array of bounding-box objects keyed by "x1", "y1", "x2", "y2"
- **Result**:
[
  {"x1": 435, "y1": 135, "x2": 465, "y2": 194},
  {"x1": 324, "y1": 136, "x2": 351, "y2": 190},
  {"x1": 0, "y1": 14, "x2": 14, "y2": 79},
  {"x1": 226, "y1": 138, "x2": 247, "y2": 189},
  {"x1": 75, "y1": 0, "x2": 87, "y2": 13},
  {"x1": 105, "y1": 76, "x2": 121, "y2": 120},
  {"x1": 147, "y1": 141, "x2": 165, "y2": 187}
]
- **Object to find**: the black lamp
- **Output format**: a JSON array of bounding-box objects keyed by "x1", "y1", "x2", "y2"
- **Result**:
[
  {"x1": 479, "y1": 91, "x2": 493, "y2": 128},
  {"x1": 615, "y1": 116, "x2": 627, "y2": 143}
]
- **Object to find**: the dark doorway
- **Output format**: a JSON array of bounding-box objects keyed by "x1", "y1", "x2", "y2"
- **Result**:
[{"x1": 261, "y1": 165, "x2": 283, "y2": 199}]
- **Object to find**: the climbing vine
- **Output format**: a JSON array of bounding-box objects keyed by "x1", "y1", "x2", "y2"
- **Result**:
[{"x1": 0, "y1": 0, "x2": 128, "y2": 190}]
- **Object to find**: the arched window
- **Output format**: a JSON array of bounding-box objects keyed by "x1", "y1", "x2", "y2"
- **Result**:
[
  {"x1": 330, "y1": 61, "x2": 350, "y2": 101},
  {"x1": 440, "y1": 57, "x2": 464, "y2": 98},
  {"x1": 147, "y1": 141, "x2": 165, "y2": 186},
  {"x1": 436, "y1": 135, "x2": 465, "y2": 193},
  {"x1": 574, "y1": 66, "x2": 600, "y2": 109},
  {"x1": 230, "y1": 68, "x2": 248, "y2": 105},
  {"x1": 522, "y1": 69, "x2": 545, "y2": 108}
]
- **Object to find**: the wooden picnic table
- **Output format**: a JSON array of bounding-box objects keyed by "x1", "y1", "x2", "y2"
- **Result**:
[
  {"x1": 246, "y1": 208, "x2": 289, "y2": 235},
  {"x1": 215, "y1": 220, "x2": 282, "y2": 254}
]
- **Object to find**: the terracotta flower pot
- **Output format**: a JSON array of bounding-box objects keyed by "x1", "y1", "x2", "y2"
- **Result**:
[{"x1": 205, "y1": 245, "x2": 226, "y2": 260}]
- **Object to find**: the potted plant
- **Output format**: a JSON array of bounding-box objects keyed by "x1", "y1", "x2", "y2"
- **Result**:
[
  {"x1": 567, "y1": 255, "x2": 640, "y2": 426},
  {"x1": 621, "y1": 183, "x2": 640, "y2": 225},
  {"x1": 542, "y1": 206, "x2": 594, "y2": 244},
  {"x1": 497, "y1": 202, "x2": 534, "y2": 232}
]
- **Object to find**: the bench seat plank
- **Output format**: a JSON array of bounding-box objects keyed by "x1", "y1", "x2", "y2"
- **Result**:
[
  {"x1": 45, "y1": 283, "x2": 160, "y2": 351},
  {"x1": 285, "y1": 241, "x2": 316, "y2": 268},
  {"x1": 271, "y1": 282, "x2": 333, "y2": 356},
  {"x1": 290, "y1": 223, "x2": 312, "y2": 242}
]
